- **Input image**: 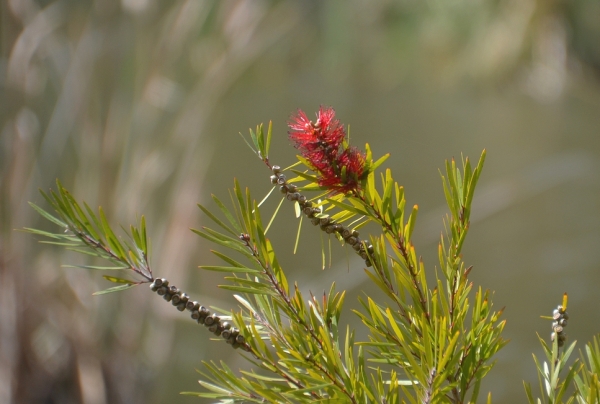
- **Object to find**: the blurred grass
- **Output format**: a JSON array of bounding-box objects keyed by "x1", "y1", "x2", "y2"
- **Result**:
[{"x1": 1, "y1": 0, "x2": 600, "y2": 403}]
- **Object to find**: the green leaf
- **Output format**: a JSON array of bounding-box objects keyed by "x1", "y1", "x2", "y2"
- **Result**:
[
  {"x1": 264, "y1": 196, "x2": 285, "y2": 234},
  {"x1": 293, "y1": 215, "x2": 303, "y2": 254},
  {"x1": 289, "y1": 169, "x2": 319, "y2": 183},
  {"x1": 380, "y1": 169, "x2": 394, "y2": 221},
  {"x1": 218, "y1": 285, "x2": 278, "y2": 296},
  {"x1": 92, "y1": 283, "x2": 137, "y2": 295},
  {"x1": 257, "y1": 186, "x2": 277, "y2": 209},
  {"x1": 238, "y1": 130, "x2": 257, "y2": 155},
  {"x1": 370, "y1": 153, "x2": 390, "y2": 173},
  {"x1": 191, "y1": 228, "x2": 254, "y2": 259},
  {"x1": 326, "y1": 198, "x2": 370, "y2": 217},
  {"x1": 210, "y1": 250, "x2": 247, "y2": 268},
  {"x1": 200, "y1": 265, "x2": 259, "y2": 273},
  {"x1": 256, "y1": 124, "x2": 264, "y2": 157},
  {"x1": 265, "y1": 121, "x2": 272, "y2": 158},
  {"x1": 28, "y1": 202, "x2": 67, "y2": 228},
  {"x1": 83, "y1": 201, "x2": 104, "y2": 236},
  {"x1": 139, "y1": 215, "x2": 148, "y2": 254},
  {"x1": 102, "y1": 275, "x2": 137, "y2": 284},
  {"x1": 197, "y1": 201, "x2": 237, "y2": 236},
  {"x1": 63, "y1": 265, "x2": 130, "y2": 270},
  {"x1": 99, "y1": 207, "x2": 126, "y2": 259},
  {"x1": 22, "y1": 227, "x2": 65, "y2": 239},
  {"x1": 404, "y1": 205, "x2": 419, "y2": 242}
]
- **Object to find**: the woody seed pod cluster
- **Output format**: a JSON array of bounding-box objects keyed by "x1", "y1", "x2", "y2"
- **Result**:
[
  {"x1": 149, "y1": 278, "x2": 250, "y2": 351},
  {"x1": 270, "y1": 165, "x2": 374, "y2": 267},
  {"x1": 551, "y1": 305, "x2": 569, "y2": 348}
]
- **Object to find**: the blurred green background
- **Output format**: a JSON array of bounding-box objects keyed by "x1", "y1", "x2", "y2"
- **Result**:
[{"x1": 2, "y1": 0, "x2": 600, "y2": 403}]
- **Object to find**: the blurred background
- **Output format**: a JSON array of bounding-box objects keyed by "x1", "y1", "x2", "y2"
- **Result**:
[{"x1": 2, "y1": 0, "x2": 600, "y2": 403}]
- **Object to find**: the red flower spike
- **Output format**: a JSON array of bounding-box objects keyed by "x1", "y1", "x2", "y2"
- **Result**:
[
  {"x1": 288, "y1": 107, "x2": 366, "y2": 195},
  {"x1": 289, "y1": 107, "x2": 345, "y2": 155}
]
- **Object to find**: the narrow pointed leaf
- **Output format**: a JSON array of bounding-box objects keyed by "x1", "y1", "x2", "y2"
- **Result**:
[{"x1": 92, "y1": 284, "x2": 138, "y2": 295}]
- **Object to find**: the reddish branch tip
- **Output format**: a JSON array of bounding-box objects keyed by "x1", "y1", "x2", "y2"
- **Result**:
[{"x1": 288, "y1": 107, "x2": 366, "y2": 195}]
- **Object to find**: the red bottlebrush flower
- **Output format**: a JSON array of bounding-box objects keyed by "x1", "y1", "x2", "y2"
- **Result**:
[
  {"x1": 318, "y1": 147, "x2": 366, "y2": 194},
  {"x1": 288, "y1": 106, "x2": 346, "y2": 155},
  {"x1": 288, "y1": 107, "x2": 366, "y2": 195}
]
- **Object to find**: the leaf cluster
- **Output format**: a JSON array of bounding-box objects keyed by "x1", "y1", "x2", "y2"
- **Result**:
[
  {"x1": 190, "y1": 126, "x2": 507, "y2": 403},
  {"x1": 192, "y1": 180, "x2": 379, "y2": 402},
  {"x1": 25, "y1": 180, "x2": 153, "y2": 294},
  {"x1": 525, "y1": 299, "x2": 600, "y2": 404},
  {"x1": 26, "y1": 124, "x2": 507, "y2": 402}
]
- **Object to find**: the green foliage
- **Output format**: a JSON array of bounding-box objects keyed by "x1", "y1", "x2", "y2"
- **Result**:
[
  {"x1": 524, "y1": 334, "x2": 579, "y2": 404},
  {"x1": 24, "y1": 180, "x2": 153, "y2": 294},
  {"x1": 574, "y1": 335, "x2": 600, "y2": 403},
  {"x1": 25, "y1": 117, "x2": 600, "y2": 403},
  {"x1": 524, "y1": 298, "x2": 600, "y2": 404}
]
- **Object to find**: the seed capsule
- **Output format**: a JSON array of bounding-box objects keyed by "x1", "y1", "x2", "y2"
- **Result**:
[
  {"x1": 270, "y1": 175, "x2": 278, "y2": 184},
  {"x1": 153, "y1": 278, "x2": 167, "y2": 287},
  {"x1": 226, "y1": 329, "x2": 240, "y2": 345},
  {"x1": 287, "y1": 184, "x2": 297, "y2": 192},
  {"x1": 157, "y1": 286, "x2": 168, "y2": 296},
  {"x1": 196, "y1": 307, "x2": 209, "y2": 324},
  {"x1": 272, "y1": 165, "x2": 281, "y2": 174},
  {"x1": 186, "y1": 301, "x2": 200, "y2": 311},
  {"x1": 204, "y1": 314, "x2": 220, "y2": 326},
  {"x1": 171, "y1": 293, "x2": 188, "y2": 306}
]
